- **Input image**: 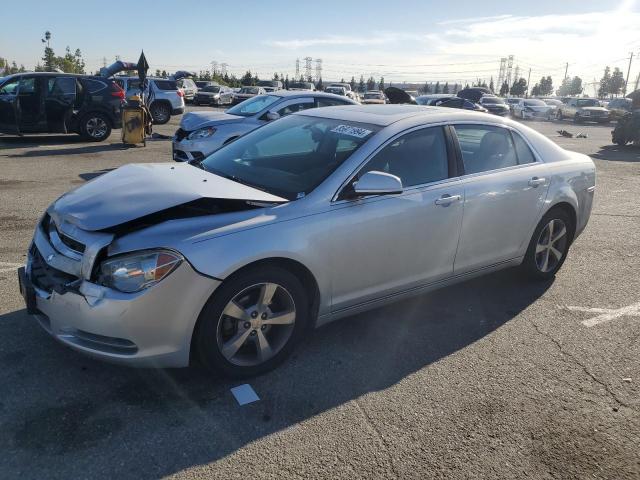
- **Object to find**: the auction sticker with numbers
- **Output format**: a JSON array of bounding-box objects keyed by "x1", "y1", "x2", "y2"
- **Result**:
[{"x1": 330, "y1": 125, "x2": 373, "y2": 138}]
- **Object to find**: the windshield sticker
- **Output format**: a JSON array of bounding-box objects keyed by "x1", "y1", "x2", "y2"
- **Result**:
[{"x1": 331, "y1": 125, "x2": 373, "y2": 139}]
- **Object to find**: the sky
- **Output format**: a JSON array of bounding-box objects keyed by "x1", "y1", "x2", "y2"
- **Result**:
[{"x1": 2, "y1": 0, "x2": 639, "y2": 91}]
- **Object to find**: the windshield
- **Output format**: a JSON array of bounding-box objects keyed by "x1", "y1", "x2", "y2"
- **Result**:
[
  {"x1": 524, "y1": 100, "x2": 546, "y2": 106},
  {"x1": 577, "y1": 99, "x2": 599, "y2": 107},
  {"x1": 226, "y1": 94, "x2": 280, "y2": 116},
  {"x1": 364, "y1": 93, "x2": 382, "y2": 99},
  {"x1": 200, "y1": 115, "x2": 379, "y2": 200},
  {"x1": 326, "y1": 88, "x2": 343, "y2": 94},
  {"x1": 481, "y1": 97, "x2": 505, "y2": 104},
  {"x1": 543, "y1": 99, "x2": 562, "y2": 106},
  {"x1": 240, "y1": 87, "x2": 259, "y2": 94},
  {"x1": 203, "y1": 86, "x2": 220, "y2": 93}
]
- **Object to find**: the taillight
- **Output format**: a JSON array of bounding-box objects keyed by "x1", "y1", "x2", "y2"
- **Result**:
[
  {"x1": 110, "y1": 82, "x2": 125, "y2": 100},
  {"x1": 177, "y1": 90, "x2": 184, "y2": 97}
]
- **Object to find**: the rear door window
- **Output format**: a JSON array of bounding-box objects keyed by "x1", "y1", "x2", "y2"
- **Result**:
[
  {"x1": 0, "y1": 78, "x2": 19, "y2": 95},
  {"x1": 510, "y1": 131, "x2": 536, "y2": 165},
  {"x1": 84, "y1": 79, "x2": 107, "y2": 93},
  {"x1": 154, "y1": 80, "x2": 177, "y2": 90},
  {"x1": 453, "y1": 125, "x2": 518, "y2": 174}
]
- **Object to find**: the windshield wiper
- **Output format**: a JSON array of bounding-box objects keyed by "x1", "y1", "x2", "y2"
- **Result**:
[{"x1": 205, "y1": 167, "x2": 270, "y2": 193}]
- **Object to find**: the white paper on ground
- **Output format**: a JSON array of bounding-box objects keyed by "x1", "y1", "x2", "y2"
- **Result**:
[{"x1": 230, "y1": 384, "x2": 260, "y2": 405}]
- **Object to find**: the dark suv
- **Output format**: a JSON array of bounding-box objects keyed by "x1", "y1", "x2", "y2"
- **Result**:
[{"x1": 0, "y1": 72, "x2": 124, "y2": 141}]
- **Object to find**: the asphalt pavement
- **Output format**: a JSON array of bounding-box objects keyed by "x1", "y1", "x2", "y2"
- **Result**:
[{"x1": 0, "y1": 109, "x2": 638, "y2": 479}]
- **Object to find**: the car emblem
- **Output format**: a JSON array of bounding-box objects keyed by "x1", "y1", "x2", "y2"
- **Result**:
[{"x1": 47, "y1": 254, "x2": 55, "y2": 262}]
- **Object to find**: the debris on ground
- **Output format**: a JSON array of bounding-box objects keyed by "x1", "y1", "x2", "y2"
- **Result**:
[
  {"x1": 622, "y1": 377, "x2": 632, "y2": 383},
  {"x1": 558, "y1": 130, "x2": 574, "y2": 138},
  {"x1": 576, "y1": 133, "x2": 588, "y2": 138}
]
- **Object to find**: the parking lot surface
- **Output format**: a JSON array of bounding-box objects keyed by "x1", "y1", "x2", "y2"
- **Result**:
[{"x1": 1, "y1": 109, "x2": 639, "y2": 479}]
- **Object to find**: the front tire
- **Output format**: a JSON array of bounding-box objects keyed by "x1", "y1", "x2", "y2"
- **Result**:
[
  {"x1": 79, "y1": 112, "x2": 111, "y2": 141},
  {"x1": 522, "y1": 208, "x2": 574, "y2": 280},
  {"x1": 195, "y1": 266, "x2": 310, "y2": 378}
]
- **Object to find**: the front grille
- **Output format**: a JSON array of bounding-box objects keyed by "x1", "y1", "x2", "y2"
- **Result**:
[
  {"x1": 174, "y1": 128, "x2": 188, "y2": 141},
  {"x1": 57, "y1": 229, "x2": 85, "y2": 254},
  {"x1": 30, "y1": 246, "x2": 80, "y2": 294}
]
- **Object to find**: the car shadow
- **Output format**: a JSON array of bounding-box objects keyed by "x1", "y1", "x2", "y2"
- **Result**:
[
  {"x1": 592, "y1": 144, "x2": 640, "y2": 162},
  {"x1": 0, "y1": 268, "x2": 552, "y2": 478}
]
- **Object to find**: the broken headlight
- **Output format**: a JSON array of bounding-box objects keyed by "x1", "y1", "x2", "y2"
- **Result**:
[
  {"x1": 98, "y1": 250, "x2": 182, "y2": 293},
  {"x1": 188, "y1": 127, "x2": 216, "y2": 140}
]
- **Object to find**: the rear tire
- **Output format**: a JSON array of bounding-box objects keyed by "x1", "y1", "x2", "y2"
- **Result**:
[
  {"x1": 79, "y1": 112, "x2": 111, "y2": 142},
  {"x1": 195, "y1": 266, "x2": 310, "y2": 378},
  {"x1": 150, "y1": 102, "x2": 171, "y2": 124},
  {"x1": 521, "y1": 208, "x2": 574, "y2": 281}
]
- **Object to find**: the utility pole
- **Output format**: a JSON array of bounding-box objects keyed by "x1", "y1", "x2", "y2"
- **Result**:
[
  {"x1": 526, "y1": 68, "x2": 531, "y2": 97},
  {"x1": 623, "y1": 52, "x2": 634, "y2": 95},
  {"x1": 564, "y1": 62, "x2": 569, "y2": 81}
]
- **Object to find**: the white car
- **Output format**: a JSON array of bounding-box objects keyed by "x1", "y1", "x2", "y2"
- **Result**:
[{"x1": 512, "y1": 99, "x2": 554, "y2": 120}]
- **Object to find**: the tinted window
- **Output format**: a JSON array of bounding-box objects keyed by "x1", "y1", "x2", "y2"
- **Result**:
[
  {"x1": 454, "y1": 125, "x2": 518, "y2": 174},
  {"x1": 0, "y1": 78, "x2": 19, "y2": 95},
  {"x1": 154, "y1": 80, "x2": 177, "y2": 90},
  {"x1": 524, "y1": 100, "x2": 546, "y2": 106},
  {"x1": 201, "y1": 115, "x2": 378, "y2": 200},
  {"x1": 84, "y1": 79, "x2": 106, "y2": 93},
  {"x1": 277, "y1": 101, "x2": 314, "y2": 116},
  {"x1": 481, "y1": 97, "x2": 505, "y2": 104},
  {"x1": 577, "y1": 99, "x2": 599, "y2": 107},
  {"x1": 47, "y1": 77, "x2": 75, "y2": 96},
  {"x1": 360, "y1": 127, "x2": 449, "y2": 187},
  {"x1": 226, "y1": 95, "x2": 280, "y2": 116},
  {"x1": 511, "y1": 131, "x2": 536, "y2": 165},
  {"x1": 317, "y1": 97, "x2": 350, "y2": 107},
  {"x1": 18, "y1": 77, "x2": 36, "y2": 94}
]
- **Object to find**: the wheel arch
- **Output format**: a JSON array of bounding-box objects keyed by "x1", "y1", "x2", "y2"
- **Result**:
[
  {"x1": 543, "y1": 201, "x2": 577, "y2": 243},
  {"x1": 188, "y1": 256, "x2": 322, "y2": 365}
]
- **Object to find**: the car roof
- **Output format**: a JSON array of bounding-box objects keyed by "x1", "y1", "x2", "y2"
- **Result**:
[
  {"x1": 297, "y1": 104, "x2": 498, "y2": 126},
  {"x1": 271, "y1": 90, "x2": 356, "y2": 101},
  {"x1": 0, "y1": 72, "x2": 102, "y2": 81}
]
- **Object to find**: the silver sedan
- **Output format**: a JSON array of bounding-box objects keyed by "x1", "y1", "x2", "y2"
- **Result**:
[{"x1": 18, "y1": 105, "x2": 596, "y2": 377}]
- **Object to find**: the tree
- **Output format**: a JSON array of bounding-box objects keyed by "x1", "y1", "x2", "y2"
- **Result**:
[
  {"x1": 509, "y1": 78, "x2": 527, "y2": 96},
  {"x1": 557, "y1": 76, "x2": 582, "y2": 96},
  {"x1": 598, "y1": 67, "x2": 611, "y2": 98},
  {"x1": 366, "y1": 76, "x2": 376, "y2": 91},
  {"x1": 358, "y1": 75, "x2": 365, "y2": 93},
  {"x1": 434, "y1": 81, "x2": 440, "y2": 93},
  {"x1": 241, "y1": 70, "x2": 254, "y2": 85},
  {"x1": 489, "y1": 77, "x2": 495, "y2": 93},
  {"x1": 499, "y1": 81, "x2": 509, "y2": 96},
  {"x1": 539, "y1": 76, "x2": 553, "y2": 96},
  {"x1": 350, "y1": 76, "x2": 356, "y2": 91},
  {"x1": 531, "y1": 84, "x2": 541, "y2": 96},
  {"x1": 379, "y1": 77, "x2": 385, "y2": 91},
  {"x1": 284, "y1": 75, "x2": 290, "y2": 90},
  {"x1": 161, "y1": 70, "x2": 167, "y2": 77},
  {"x1": 609, "y1": 67, "x2": 625, "y2": 96},
  {"x1": 443, "y1": 82, "x2": 449, "y2": 94},
  {"x1": 316, "y1": 77, "x2": 323, "y2": 91}
]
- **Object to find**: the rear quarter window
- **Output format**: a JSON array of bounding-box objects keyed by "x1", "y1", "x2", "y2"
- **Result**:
[
  {"x1": 154, "y1": 80, "x2": 178, "y2": 90},
  {"x1": 83, "y1": 79, "x2": 107, "y2": 93}
]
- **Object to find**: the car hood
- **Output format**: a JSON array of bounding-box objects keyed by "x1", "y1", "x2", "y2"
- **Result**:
[
  {"x1": 580, "y1": 106, "x2": 608, "y2": 112},
  {"x1": 50, "y1": 163, "x2": 286, "y2": 231},
  {"x1": 180, "y1": 111, "x2": 244, "y2": 131}
]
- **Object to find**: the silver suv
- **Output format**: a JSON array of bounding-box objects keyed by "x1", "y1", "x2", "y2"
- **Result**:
[{"x1": 113, "y1": 77, "x2": 185, "y2": 124}]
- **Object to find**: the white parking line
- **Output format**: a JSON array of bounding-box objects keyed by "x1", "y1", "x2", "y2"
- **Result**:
[{"x1": 566, "y1": 302, "x2": 640, "y2": 327}]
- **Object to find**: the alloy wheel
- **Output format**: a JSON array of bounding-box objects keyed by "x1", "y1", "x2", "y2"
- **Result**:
[
  {"x1": 216, "y1": 282, "x2": 296, "y2": 367},
  {"x1": 535, "y1": 219, "x2": 568, "y2": 273},
  {"x1": 86, "y1": 117, "x2": 108, "y2": 138}
]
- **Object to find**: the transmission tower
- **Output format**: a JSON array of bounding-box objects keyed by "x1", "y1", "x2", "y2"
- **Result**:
[
  {"x1": 505, "y1": 55, "x2": 514, "y2": 87},
  {"x1": 304, "y1": 57, "x2": 313, "y2": 81},
  {"x1": 295, "y1": 58, "x2": 300, "y2": 78},
  {"x1": 497, "y1": 58, "x2": 507, "y2": 89},
  {"x1": 315, "y1": 58, "x2": 322, "y2": 81},
  {"x1": 513, "y1": 65, "x2": 520, "y2": 83}
]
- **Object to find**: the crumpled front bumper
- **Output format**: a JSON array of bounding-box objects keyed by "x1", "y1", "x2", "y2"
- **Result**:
[
  {"x1": 21, "y1": 224, "x2": 220, "y2": 368},
  {"x1": 172, "y1": 136, "x2": 223, "y2": 162}
]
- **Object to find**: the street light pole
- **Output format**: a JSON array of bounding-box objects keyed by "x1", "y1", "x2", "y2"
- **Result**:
[
  {"x1": 526, "y1": 68, "x2": 531, "y2": 97},
  {"x1": 623, "y1": 52, "x2": 634, "y2": 96}
]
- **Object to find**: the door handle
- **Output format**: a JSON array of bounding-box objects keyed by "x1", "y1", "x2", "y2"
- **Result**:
[
  {"x1": 435, "y1": 194, "x2": 462, "y2": 206},
  {"x1": 528, "y1": 177, "x2": 546, "y2": 187}
]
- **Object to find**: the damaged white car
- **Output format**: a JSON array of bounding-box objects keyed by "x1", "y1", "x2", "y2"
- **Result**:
[{"x1": 18, "y1": 105, "x2": 595, "y2": 377}]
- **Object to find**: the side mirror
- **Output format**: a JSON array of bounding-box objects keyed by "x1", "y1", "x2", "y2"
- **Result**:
[
  {"x1": 266, "y1": 111, "x2": 280, "y2": 121},
  {"x1": 353, "y1": 171, "x2": 403, "y2": 196}
]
